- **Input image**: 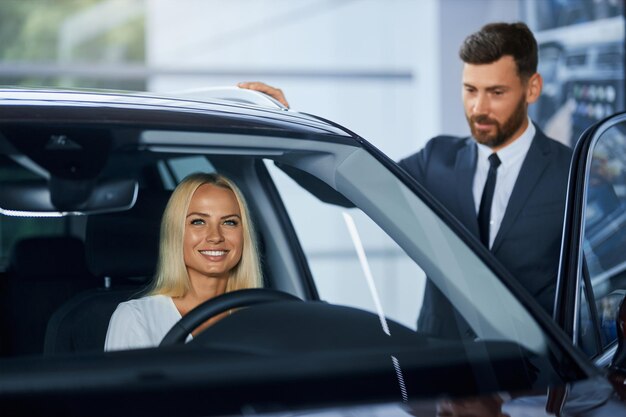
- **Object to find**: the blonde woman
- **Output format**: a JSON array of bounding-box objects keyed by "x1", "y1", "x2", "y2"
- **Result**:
[{"x1": 105, "y1": 173, "x2": 262, "y2": 351}]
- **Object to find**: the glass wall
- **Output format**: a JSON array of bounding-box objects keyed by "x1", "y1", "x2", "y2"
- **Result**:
[
  {"x1": 0, "y1": 0, "x2": 145, "y2": 90},
  {"x1": 524, "y1": 0, "x2": 625, "y2": 146}
]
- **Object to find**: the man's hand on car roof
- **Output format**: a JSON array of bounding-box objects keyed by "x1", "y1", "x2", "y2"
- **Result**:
[{"x1": 237, "y1": 81, "x2": 290, "y2": 108}]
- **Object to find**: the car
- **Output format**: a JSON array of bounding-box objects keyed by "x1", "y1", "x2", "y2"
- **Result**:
[{"x1": 0, "y1": 86, "x2": 625, "y2": 416}]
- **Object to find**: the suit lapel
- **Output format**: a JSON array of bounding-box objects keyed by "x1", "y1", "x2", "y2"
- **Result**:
[
  {"x1": 455, "y1": 138, "x2": 479, "y2": 237},
  {"x1": 491, "y1": 131, "x2": 551, "y2": 252}
]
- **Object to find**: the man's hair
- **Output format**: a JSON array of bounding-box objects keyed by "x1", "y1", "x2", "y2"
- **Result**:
[{"x1": 459, "y1": 22, "x2": 538, "y2": 80}]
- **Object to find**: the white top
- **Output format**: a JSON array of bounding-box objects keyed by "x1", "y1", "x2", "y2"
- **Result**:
[
  {"x1": 472, "y1": 118, "x2": 535, "y2": 248},
  {"x1": 104, "y1": 294, "x2": 192, "y2": 351}
]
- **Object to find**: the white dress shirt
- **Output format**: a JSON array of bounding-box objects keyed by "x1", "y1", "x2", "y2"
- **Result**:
[{"x1": 472, "y1": 118, "x2": 535, "y2": 248}]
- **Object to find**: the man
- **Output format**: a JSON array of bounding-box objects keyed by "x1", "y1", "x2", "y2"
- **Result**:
[
  {"x1": 240, "y1": 22, "x2": 572, "y2": 338},
  {"x1": 399, "y1": 22, "x2": 571, "y2": 337}
]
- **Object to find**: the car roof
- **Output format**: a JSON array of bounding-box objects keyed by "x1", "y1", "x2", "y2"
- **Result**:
[{"x1": 0, "y1": 87, "x2": 357, "y2": 140}]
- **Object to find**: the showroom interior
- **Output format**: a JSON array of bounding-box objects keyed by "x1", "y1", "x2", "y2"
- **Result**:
[{"x1": 0, "y1": 0, "x2": 622, "y2": 327}]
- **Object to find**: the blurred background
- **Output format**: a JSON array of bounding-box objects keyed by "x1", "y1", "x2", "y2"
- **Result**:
[
  {"x1": 0, "y1": 0, "x2": 624, "y2": 326},
  {"x1": 1, "y1": 0, "x2": 622, "y2": 158}
]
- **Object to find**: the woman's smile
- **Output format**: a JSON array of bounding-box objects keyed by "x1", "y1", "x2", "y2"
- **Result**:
[{"x1": 183, "y1": 184, "x2": 243, "y2": 282}]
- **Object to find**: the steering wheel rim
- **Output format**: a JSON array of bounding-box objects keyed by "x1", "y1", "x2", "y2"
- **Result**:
[{"x1": 159, "y1": 288, "x2": 301, "y2": 346}]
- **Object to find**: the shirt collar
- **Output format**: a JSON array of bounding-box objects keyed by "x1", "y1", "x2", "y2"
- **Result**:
[{"x1": 475, "y1": 117, "x2": 535, "y2": 167}]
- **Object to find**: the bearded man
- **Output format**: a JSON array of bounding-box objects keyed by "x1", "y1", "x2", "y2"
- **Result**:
[
  {"x1": 398, "y1": 22, "x2": 572, "y2": 337},
  {"x1": 239, "y1": 22, "x2": 573, "y2": 338}
]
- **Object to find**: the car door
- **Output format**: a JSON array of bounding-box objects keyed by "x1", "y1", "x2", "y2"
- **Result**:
[{"x1": 555, "y1": 111, "x2": 626, "y2": 372}]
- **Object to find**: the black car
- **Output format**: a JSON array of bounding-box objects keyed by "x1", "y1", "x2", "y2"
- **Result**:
[{"x1": 0, "y1": 87, "x2": 625, "y2": 416}]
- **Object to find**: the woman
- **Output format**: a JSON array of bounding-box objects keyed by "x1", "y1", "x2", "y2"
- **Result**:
[{"x1": 104, "y1": 172, "x2": 263, "y2": 351}]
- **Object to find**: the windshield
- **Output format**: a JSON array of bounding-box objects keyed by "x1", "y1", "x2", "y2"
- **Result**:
[
  {"x1": 267, "y1": 145, "x2": 547, "y2": 354},
  {"x1": 0, "y1": 124, "x2": 577, "y2": 411}
]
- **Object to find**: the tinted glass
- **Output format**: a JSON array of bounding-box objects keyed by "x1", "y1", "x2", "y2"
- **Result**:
[{"x1": 580, "y1": 121, "x2": 626, "y2": 352}]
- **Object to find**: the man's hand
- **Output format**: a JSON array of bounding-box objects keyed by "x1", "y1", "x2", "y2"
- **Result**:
[{"x1": 237, "y1": 81, "x2": 289, "y2": 108}]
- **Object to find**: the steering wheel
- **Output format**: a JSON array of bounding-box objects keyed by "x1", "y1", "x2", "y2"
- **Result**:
[{"x1": 159, "y1": 288, "x2": 302, "y2": 346}]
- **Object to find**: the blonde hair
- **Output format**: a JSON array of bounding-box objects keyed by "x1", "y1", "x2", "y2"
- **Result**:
[{"x1": 148, "y1": 172, "x2": 262, "y2": 297}]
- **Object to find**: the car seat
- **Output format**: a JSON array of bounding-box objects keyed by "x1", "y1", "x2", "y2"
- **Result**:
[
  {"x1": 0, "y1": 236, "x2": 95, "y2": 356},
  {"x1": 44, "y1": 189, "x2": 170, "y2": 355}
]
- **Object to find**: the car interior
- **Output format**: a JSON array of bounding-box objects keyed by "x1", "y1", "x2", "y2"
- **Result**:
[
  {"x1": 0, "y1": 119, "x2": 586, "y2": 404},
  {"x1": 0, "y1": 158, "x2": 297, "y2": 358},
  {"x1": 0, "y1": 120, "x2": 337, "y2": 359}
]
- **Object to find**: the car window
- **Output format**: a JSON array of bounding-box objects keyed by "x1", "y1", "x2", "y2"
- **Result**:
[
  {"x1": 0, "y1": 155, "x2": 67, "y2": 270},
  {"x1": 578, "y1": 283, "x2": 599, "y2": 356},
  {"x1": 0, "y1": 121, "x2": 580, "y2": 408},
  {"x1": 578, "y1": 121, "x2": 626, "y2": 354},
  {"x1": 266, "y1": 148, "x2": 548, "y2": 354},
  {"x1": 266, "y1": 161, "x2": 426, "y2": 329},
  {"x1": 163, "y1": 155, "x2": 216, "y2": 185}
]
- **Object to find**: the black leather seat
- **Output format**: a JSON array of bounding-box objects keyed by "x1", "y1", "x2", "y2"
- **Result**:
[
  {"x1": 0, "y1": 236, "x2": 95, "y2": 356},
  {"x1": 43, "y1": 285, "x2": 142, "y2": 354},
  {"x1": 44, "y1": 190, "x2": 170, "y2": 355}
]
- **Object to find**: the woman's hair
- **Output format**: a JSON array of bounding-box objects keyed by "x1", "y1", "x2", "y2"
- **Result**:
[{"x1": 148, "y1": 172, "x2": 262, "y2": 297}]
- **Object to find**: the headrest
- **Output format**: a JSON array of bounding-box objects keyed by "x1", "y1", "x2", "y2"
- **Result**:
[
  {"x1": 9, "y1": 236, "x2": 91, "y2": 281},
  {"x1": 85, "y1": 189, "x2": 170, "y2": 279}
]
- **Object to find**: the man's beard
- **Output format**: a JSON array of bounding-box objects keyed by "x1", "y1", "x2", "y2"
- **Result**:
[{"x1": 467, "y1": 97, "x2": 527, "y2": 148}]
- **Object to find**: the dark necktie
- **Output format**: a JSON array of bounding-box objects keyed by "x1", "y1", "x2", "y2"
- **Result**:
[{"x1": 478, "y1": 153, "x2": 501, "y2": 247}]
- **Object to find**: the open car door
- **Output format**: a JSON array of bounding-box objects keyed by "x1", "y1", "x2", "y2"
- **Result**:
[{"x1": 555, "y1": 111, "x2": 626, "y2": 394}]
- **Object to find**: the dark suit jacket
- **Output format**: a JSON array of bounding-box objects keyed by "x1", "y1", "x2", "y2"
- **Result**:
[{"x1": 399, "y1": 128, "x2": 572, "y2": 337}]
